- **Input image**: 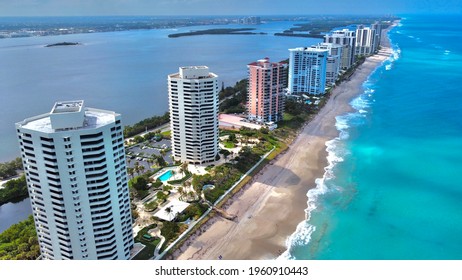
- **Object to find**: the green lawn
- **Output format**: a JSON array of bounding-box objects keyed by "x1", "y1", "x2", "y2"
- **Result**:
[
  {"x1": 132, "y1": 223, "x2": 161, "y2": 260},
  {"x1": 161, "y1": 130, "x2": 171, "y2": 138},
  {"x1": 224, "y1": 141, "x2": 235, "y2": 148},
  {"x1": 283, "y1": 112, "x2": 295, "y2": 121}
]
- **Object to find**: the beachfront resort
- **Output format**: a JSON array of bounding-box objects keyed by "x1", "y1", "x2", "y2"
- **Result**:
[{"x1": 2, "y1": 18, "x2": 392, "y2": 260}]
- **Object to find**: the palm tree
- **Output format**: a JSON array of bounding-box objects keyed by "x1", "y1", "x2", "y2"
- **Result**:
[
  {"x1": 180, "y1": 161, "x2": 189, "y2": 176},
  {"x1": 134, "y1": 162, "x2": 140, "y2": 175},
  {"x1": 139, "y1": 165, "x2": 145, "y2": 174},
  {"x1": 178, "y1": 186, "x2": 185, "y2": 200},
  {"x1": 127, "y1": 167, "x2": 134, "y2": 179},
  {"x1": 165, "y1": 206, "x2": 175, "y2": 221},
  {"x1": 146, "y1": 158, "x2": 153, "y2": 168}
]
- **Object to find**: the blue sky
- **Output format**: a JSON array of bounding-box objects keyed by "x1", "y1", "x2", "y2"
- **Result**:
[{"x1": 0, "y1": 0, "x2": 461, "y2": 16}]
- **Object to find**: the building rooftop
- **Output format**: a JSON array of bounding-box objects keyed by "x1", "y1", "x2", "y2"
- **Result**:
[
  {"x1": 289, "y1": 47, "x2": 329, "y2": 53},
  {"x1": 169, "y1": 65, "x2": 217, "y2": 80},
  {"x1": 51, "y1": 100, "x2": 84, "y2": 114},
  {"x1": 247, "y1": 57, "x2": 287, "y2": 68},
  {"x1": 17, "y1": 101, "x2": 118, "y2": 133}
]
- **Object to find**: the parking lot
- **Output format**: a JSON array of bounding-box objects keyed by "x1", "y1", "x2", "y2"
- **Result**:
[{"x1": 126, "y1": 138, "x2": 173, "y2": 172}]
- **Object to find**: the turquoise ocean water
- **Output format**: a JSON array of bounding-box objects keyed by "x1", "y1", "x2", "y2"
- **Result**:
[{"x1": 282, "y1": 15, "x2": 462, "y2": 260}]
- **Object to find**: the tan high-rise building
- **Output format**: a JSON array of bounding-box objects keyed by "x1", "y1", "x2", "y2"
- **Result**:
[{"x1": 247, "y1": 58, "x2": 287, "y2": 123}]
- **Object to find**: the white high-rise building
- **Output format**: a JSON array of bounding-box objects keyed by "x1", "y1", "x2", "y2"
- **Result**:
[
  {"x1": 288, "y1": 47, "x2": 328, "y2": 95},
  {"x1": 324, "y1": 29, "x2": 356, "y2": 69},
  {"x1": 16, "y1": 100, "x2": 134, "y2": 260},
  {"x1": 311, "y1": 43, "x2": 343, "y2": 85},
  {"x1": 168, "y1": 66, "x2": 219, "y2": 164},
  {"x1": 355, "y1": 25, "x2": 377, "y2": 56}
]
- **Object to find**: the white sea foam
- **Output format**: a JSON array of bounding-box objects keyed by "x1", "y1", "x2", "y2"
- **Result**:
[
  {"x1": 280, "y1": 128, "x2": 348, "y2": 259},
  {"x1": 350, "y1": 93, "x2": 371, "y2": 111}
]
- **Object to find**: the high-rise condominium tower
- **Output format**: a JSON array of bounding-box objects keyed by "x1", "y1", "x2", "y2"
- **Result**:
[
  {"x1": 247, "y1": 58, "x2": 287, "y2": 123},
  {"x1": 311, "y1": 43, "x2": 343, "y2": 86},
  {"x1": 355, "y1": 25, "x2": 377, "y2": 56},
  {"x1": 324, "y1": 29, "x2": 356, "y2": 69},
  {"x1": 16, "y1": 101, "x2": 134, "y2": 260},
  {"x1": 168, "y1": 66, "x2": 219, "y2": 164},
  {"x1": 288, "y1": 47, "x2": 328, "y2": 95},
  {"x1": 371, "y1": 21, "x2": 383, "y2": 52}
]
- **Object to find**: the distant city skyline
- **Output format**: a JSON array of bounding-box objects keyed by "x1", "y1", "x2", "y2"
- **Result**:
[{"x1": 0, "y1": 0, "x2": 461, "y2": 16}]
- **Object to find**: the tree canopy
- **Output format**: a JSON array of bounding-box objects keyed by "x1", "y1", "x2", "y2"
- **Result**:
[{"x1": 0, "y1": 215, "x2": 40, "y2": 260}]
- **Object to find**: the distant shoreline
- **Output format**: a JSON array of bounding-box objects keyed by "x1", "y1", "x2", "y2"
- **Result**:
[
  {"x1": 168, "y1": 28, "x2": 266, "y2": 38},
  {"x1": 45, "y1": 42, "x2": 80, "y2": 47}
]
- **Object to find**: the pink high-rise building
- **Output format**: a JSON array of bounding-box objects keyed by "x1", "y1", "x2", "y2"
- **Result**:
[{"x1": 247, "y1": 58, "x2": 287, "y2": 123}]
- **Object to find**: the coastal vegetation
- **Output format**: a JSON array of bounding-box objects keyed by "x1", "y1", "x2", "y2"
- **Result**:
[
  {"x1": 0, "y1": 216, "x2": 39, "y2": 260},
  {"x1": 219, "y1": 79, "x2": 248, "y2": 114},
  {"x1": 192, "y1": 128, "x2": 277, "y2": 204},
  {"x1": 133, "y1": 223, "x2": 160, "y2": 260},
  {"x1": 45, "y1": 42, "x2": 80, "y2": 47},
  {"x1": 168, "y1": 28, "x2": 266, "y2": 38},
  {"x1": 123, "y1": 112, "x2": 170, "y2": 138},
  {"x1": 0, "y1": 157, "x2": 22, "y2": 179},
  {"x1": 0, "y1": 175, "x2": 28, "y2": 206}
]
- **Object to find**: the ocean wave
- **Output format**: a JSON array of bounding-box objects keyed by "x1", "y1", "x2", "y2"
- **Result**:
[
  {"x1": 351, "y1": 92, "x2": 372, "y2": 111},
  {"x1": 382, "y1": 41, "x2": 401, "y2": 72},
  {"x1": 280, "y1": 131, "x2": 348, "y2": 259}
]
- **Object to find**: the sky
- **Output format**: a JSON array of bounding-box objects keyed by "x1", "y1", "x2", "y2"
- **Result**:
[{"x1": 0, "y1": 0, "x2": 461, "y2": 16}]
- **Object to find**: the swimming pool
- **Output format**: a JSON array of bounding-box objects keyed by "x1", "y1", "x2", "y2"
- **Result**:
[{"x1": 158, "y1": 170, "x2": 173, "y2": 182}]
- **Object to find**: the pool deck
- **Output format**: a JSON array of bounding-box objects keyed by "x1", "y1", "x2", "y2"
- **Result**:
[{"x1": 150, "y1": 166, "x2": 182, "y2": 182}]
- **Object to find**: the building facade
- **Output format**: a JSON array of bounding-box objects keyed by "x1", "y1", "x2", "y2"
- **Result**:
[
  {"x1": 247, "y1": 58, "x2": 287, "y2": 123},
  {"x1": 324, "y1": 29, "x2": 356, "y2": 69},
  {"x1": 16, "y1": 100, "x2": 133, "y2": 260},
  {"x1": 311, "y1": 43, "x2": 343, "y2": 85},
  {"x1": 355, "y1": 25, "x2": 377, "y2": 56},
  {"x1": 371, "y1": 21, "x2": 383, "y2": 52},
  {"x1": 288, "y1": 48, "x2": 328, "y2": 95},
  {"x1": 168, "y1": 66, "x2": 219, "y2": 164}
]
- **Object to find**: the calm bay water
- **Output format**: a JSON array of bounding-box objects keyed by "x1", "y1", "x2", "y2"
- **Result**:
[
  {"x1": 0, "y1": 20, "x2": 319, "y2": 162},
  {"x1": 283, "y1": 15, "x2": 462, "y2": 259},
  {"x1": 0, "y1": 198, "x2": 31, "y2": 233}
]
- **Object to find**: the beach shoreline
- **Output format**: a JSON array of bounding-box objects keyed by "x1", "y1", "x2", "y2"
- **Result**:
[{"x1": 173, "y1": 23, "x2": 396, "y2": 260}]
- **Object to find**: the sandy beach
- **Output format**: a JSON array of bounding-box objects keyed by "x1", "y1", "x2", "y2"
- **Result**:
[{"x1": 173, "y1": 25, "x2": 395, "y2": 260}]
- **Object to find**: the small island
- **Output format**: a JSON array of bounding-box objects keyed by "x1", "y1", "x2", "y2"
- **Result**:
[
  {"x1": 45, "y1": 42, "x2": 80, "y2": 47},
  {"x1": 168, "y1": 28, "x2": 266, "y2": 38}
]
